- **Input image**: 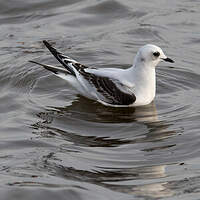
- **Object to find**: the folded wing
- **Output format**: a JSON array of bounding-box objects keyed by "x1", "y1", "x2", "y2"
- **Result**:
[
  {"x1": 42, "y1": 40, "x2": 136, "y2": 106},
  {"x1": 78, "y1": 68, "x2": 136, "y2": 105}
]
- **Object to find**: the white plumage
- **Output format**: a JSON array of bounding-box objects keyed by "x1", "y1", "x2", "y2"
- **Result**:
[{"x1": 30, "y1": 41, "x2": 174, "y2": 107}]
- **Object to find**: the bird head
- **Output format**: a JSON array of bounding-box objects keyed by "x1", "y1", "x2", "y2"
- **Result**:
[{"x1": 134, "y1": 44, "x2": 174, "y2": 68}]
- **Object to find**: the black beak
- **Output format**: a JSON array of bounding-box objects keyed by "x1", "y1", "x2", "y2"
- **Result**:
[{"x1": 163, "y1": 57, "x2": 174, "y2": 63}]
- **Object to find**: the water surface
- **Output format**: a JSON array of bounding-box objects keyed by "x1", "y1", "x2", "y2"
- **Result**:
[{"x1": 1, "y1": 0, "x2": 200, "y2": 199}]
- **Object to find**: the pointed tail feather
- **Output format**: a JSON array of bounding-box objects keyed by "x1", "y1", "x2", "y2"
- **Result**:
[
  {"x1": 43, "y1": 40, "x2": 76, "y2": 76},
  {"x1": 29, "y1": 60, "x2": 70, "y2": 75}
]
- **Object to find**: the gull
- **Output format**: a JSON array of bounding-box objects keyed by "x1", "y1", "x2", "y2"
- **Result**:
[{"x1": 30, "y1": 40, "x2": 174, "y2": 107}]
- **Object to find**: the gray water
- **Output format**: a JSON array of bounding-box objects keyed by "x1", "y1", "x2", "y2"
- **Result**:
[{"x1": 1, "y1": 0, "x2": 200, "y2": 199}]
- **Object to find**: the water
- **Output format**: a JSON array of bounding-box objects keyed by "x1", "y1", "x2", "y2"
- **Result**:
[{"x1": 0, "y1": 0, "x2": 200, "y2": 199}]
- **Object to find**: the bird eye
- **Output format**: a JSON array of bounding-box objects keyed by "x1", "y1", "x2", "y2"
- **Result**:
[{"x1": 153, "y1": 51, "x2": 160, "y2": 57}]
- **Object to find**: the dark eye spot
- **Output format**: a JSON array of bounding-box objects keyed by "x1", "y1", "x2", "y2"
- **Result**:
[
  {"x1": 153, "y1": 51, "x2": 160, "y2": 57},
  {"x1": 141, "y1": 57, "x2": 145, "y2": 62}
]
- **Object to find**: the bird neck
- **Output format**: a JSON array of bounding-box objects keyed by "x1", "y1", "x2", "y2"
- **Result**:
[{"x1": 129, "y1": 63, "x2": 156, "y2": 105}]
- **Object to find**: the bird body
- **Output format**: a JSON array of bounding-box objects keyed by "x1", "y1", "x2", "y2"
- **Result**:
[{"x1": 30, "y1": 41, "x2": 174, "y2": 107}]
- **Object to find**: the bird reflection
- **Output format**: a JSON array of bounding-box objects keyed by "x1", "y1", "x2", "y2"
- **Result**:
[
  {"x1": 52, "y1": 96, "x2": 159, "y2": 123},
  {"x1": 41, "y1": 159, "x2": 174, "y2": 198},
  {"x1": 30, "y1": 97, "x2": 178, "y2": 199}
]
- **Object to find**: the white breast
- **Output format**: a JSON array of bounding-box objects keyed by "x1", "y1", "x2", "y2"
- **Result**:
[{"x1": 129, "y1": 65, "x2": 156, "y2": 106}]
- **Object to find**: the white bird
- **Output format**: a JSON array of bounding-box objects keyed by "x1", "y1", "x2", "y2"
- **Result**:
[{"x1": 30, "y1": 41, "x2": 174, "y2": 107}]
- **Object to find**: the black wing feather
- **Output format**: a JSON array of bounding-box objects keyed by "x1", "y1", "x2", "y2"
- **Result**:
[
  {"x1": 43, "y1": 40, "x2": 136, "y2": 106},
  {"x1": 78, "y1": 68, "x2": 136, "y2": 105},
  {"x1": 43, "y1": 40, "x2": 77, "y2": 76}
]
